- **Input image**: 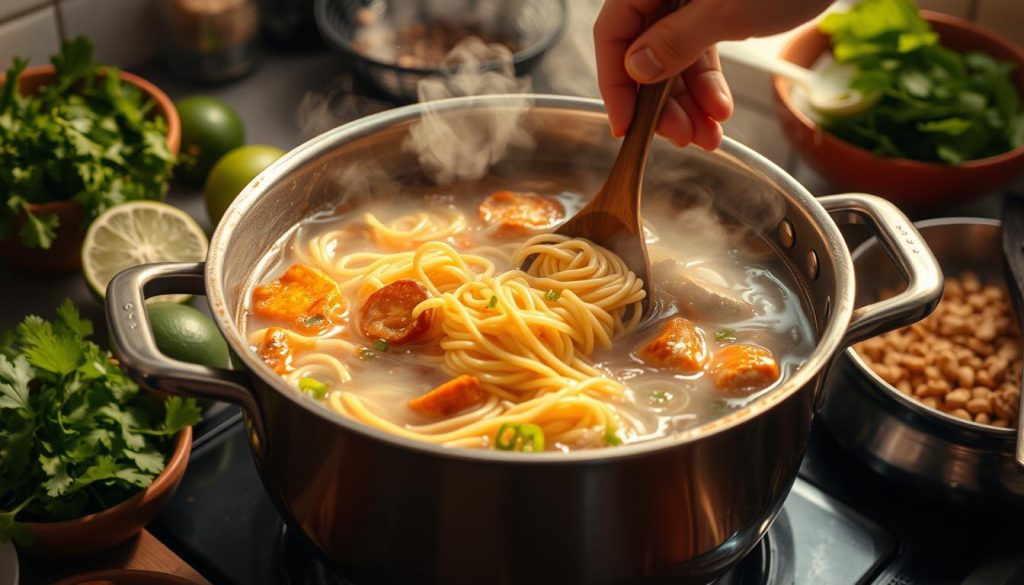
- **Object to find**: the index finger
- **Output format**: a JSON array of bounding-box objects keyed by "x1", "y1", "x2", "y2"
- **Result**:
[{"x1": 594, "y1": 0, "x2": 665, "y2": 137}]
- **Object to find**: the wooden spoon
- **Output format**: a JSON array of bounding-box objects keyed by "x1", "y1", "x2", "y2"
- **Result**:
[{"x1": 523, "y1": 11, "x2": 679, "y2": 315}]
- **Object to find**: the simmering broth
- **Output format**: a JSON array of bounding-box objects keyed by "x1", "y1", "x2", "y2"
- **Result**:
[{"x1": 243, "y1": 186, "x2": 814, "y2": 452}]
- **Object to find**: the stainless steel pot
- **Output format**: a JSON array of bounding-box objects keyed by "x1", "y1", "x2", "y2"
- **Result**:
[
  {"x1": 823, "y1": 218, "x2": 1024, "y2": 503},
  {"x1": 106, "y1": 95, "x2": 942, "y2": 584}
]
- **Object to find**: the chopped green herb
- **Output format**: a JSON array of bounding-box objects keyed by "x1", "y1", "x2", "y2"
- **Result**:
[
  {"x1": 0, "y1": 300, "x2": 201, "y2": 545},
  {"x1": 648, "y1": 390, "x2": 674, "y2": 406},
  {"x1": 298, "y1": 314, "x2": 326, "y2": 328},
  {"x1": 713, "y1": 328, "x2": 737, "y2": 343},
  {"x1": 494, "y1": 423, "x2": 545, "y2": 452},
  {"x1": 487, "y1": 295, "x2": 498, "y2": 308},
  {"x1": 372, "y1": 339, "x2": 389, "y2": 352},
  {"x1": 545, "y1": 290, "x2": 561, "y2": 301},
  {"x1": 358, "y1": 347, "x2": 376, "y2": 360},
  {"x1": 0, "y1": 38, "x2": 176, "y2": 249},
  {"x1": 299, "y1": 377, "x2": 329, "y2": 400},
  {"x1": 603, "y1": 427, "x2": 623, "y2": 446}
]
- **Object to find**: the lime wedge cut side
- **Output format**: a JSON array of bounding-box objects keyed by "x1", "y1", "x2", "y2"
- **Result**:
[{"x1": 82, "y1": 201, "x2": 209, "y2": 303}]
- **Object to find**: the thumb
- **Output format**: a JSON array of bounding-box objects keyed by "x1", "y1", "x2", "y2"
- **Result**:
[{"x1": 625, "y1": 2, "x2": 725, "y2": 84}]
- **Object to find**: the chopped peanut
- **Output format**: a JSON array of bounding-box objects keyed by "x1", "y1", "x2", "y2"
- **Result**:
[
  {"x1": 708, "y1": 344, "x2": 780, "y2": 396},
  {"x1": 637, "y1": 317, "x2": 708, "y2": 374},
  {"x1": 854, "y1": 272, "x2": 1021, "y2": 429},
  {"x1": 252, "y1": 264, "x2": 345, "y2": 334},
  {"x1": 408, "y1": 375, "x2": 485, "y2": 417}
]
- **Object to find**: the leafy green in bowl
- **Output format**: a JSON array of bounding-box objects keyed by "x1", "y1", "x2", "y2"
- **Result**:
[
  {"x1": 0, "y1": 300, "x2": 200, "y2": 545},
  {"x1": 818, "y1": 0, "x2": 1024, "y2": 165},
  {"x1": 0, "y1": 38, "x2": 177, "y2": 250}
]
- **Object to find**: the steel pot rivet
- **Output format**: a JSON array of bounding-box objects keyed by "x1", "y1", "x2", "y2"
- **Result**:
[
  {"x1": 807, "y1": 250, "x2": 819, "y2": 280},
  {"x1": 778, "y1": 220, "x2": 795, "y2": 249}
]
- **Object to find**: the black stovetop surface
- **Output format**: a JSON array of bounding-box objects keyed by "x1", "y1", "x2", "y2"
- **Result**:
[{"x1": 149, "y1": 405, "x2": 1024, "y2": 585}]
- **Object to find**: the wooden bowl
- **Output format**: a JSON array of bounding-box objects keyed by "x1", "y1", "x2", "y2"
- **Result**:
[
  {"x1": 53, "y1": 569, "x2": 201, "y2": 585},
  {"x1": 0, "y1": 66, "x2": 181, "y2": 273},
  {"x1": 19, "y1": 428, "x2": 192, "y2": 558},
  {"x1": 773, "y1": 11, "x2": 1024, "y2": 208}
]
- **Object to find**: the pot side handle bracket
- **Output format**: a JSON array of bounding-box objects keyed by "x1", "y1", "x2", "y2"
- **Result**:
[
  {"x1": 819, "y1": 193, "x2": 944, "y2": 347},
  {"x1": 106, "y1": 262, "x2": 265, "y2": 444}
]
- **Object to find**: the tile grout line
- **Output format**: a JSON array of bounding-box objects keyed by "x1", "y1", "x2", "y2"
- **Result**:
[
  {"x1": 53, "y1": 0, "x2": 67, "y2": 41},
  {"x1": 0, "y1": 1, "x2": 55, "y2": 27},
  {"x1": 968, "y1": 0, "x2": 980, "y2": 21}
]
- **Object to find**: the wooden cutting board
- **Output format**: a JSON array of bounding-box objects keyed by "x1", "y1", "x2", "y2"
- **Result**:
[{"x1": 18, "y1": 530, "x2": 209, "y2": 585}]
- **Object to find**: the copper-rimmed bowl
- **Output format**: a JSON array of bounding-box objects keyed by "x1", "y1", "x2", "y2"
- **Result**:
[
  {"x1": 773, "y1": 12, "x2": 1024, "y2": 208},
  {"x1": 20, "y1": 428, "x2": 192, "y2": 558},
  {"x1": 0, "y1": 65, "x2": 181, "y2": 273}
]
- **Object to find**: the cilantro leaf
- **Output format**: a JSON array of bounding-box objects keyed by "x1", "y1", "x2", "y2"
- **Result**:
[
  {"x1": 0, "y1": 299, "x2": 199, "y2": 539},
  {"x1": 16, "y1": 315, "x2": 82, "y2": 375},
  {"x1": 161, "y1": 396, "x2": 202, "y2": 436},
  {"x1": 0, "y1": 355, "x2": 33, "y2": 410}
]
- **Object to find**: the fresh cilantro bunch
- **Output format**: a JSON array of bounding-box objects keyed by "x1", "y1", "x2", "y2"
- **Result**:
[
  {"x1": 0, "y1": 37, "x2": 175, "y2": 249},
  {"x1": 0, "y1": 300, "x2": 201, "y2": 545},
  {"x1": 819, "y1": 0, "x2": 1024, "y2": 164}
]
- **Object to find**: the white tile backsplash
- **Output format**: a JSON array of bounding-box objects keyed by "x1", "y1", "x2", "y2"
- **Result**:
[
  {"x1": 59, "y1": 0, "x2": 158, "y2": 69},
  {"x1": 976, "y1": 0, "x2": 1024, "y2": 49},
  {"x1": 0, "y1": 0, "x2": 50, "y2": 22},
  {"x1": 0, "y1": 6, "x2": 60, "y2": 66}
]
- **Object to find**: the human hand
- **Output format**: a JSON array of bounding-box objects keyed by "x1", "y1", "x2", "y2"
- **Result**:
[{"x1": 594, "y1": 0, "x2": 833, "y2": 149}]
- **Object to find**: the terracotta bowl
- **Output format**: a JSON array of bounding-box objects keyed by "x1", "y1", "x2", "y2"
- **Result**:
[
  {"x1": 19, "y1": 427, "x2": 192, "y2": 558},
  {"x1": 0, "y1": 66, "x2": 181, "y2": 273},
  {"x1": 773, "y1": 11, "x2": 1024, "y2": 208},
  {"x1": 54, "y1": 569, "x2": 201, "y2": 585}
]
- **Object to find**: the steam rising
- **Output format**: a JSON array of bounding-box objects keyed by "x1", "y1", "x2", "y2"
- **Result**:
[{"x1": 405, "y1": 38, "x2": 534, "y2": 185}]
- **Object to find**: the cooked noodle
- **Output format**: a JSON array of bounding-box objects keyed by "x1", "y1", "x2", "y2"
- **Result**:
[{"x1": 255, "y1": 209, "x2": 645, "y2": 449}]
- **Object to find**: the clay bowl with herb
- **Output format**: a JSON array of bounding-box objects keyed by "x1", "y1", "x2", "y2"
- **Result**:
[
  {"x1": 773, "y1": 4, "x2": 1024, "y2": 207},
  {"x1": 0, "y1": 38, "x2": 180, "y2": 273},
  {"x1": 0, "y1": 301, "x2": 200, "y2": 557}
]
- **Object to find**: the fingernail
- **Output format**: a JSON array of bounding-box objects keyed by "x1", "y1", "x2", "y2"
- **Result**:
[{"x1": 626, "y1": 47, "x2": 664, "y2": 82}]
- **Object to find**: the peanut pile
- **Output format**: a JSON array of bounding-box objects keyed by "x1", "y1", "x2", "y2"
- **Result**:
[{"x1": 855, "y1": 272, "x2": 1021, "y2": 428}]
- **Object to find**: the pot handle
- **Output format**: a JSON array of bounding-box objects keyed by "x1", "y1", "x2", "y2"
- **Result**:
[
  {"x1": 106, "y1": 262, "x2": 264, "y2": 440},
  {"x1": 819, "y1": 193, "x2": 943, "y2": 347}
]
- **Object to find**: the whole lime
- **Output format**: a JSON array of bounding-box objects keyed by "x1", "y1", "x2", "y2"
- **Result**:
[
  {"x1": 204, "y1": 145, "x2": 285, "y2": 225},
  {"x1": 147, "y1": 302, "x2": 231, "y2": 369},
  {"x1": 176, "y1": 96, "x2": 246, "y2": 184}
]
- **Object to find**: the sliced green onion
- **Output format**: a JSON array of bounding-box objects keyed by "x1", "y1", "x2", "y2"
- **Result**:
[
  {"x1": 494, "y1": 423, "x2": 546, "y2": 452},
  {"x1": 299, "y1": 377, "x2": 329, "y2": 400},
  {"x1": 545, "y1": 290, "x2": 561, "y2": 301},
  {"x1": 487, "y1": 295, "x2": 498, "y2": 308},
  {"x1": 358, "y1": 347, "x2": 377, "y2": 360},
  {"x1": 517, "y1": 423, "x2": 545, "y2": 452},
  {"x1": 604, "y1": 427, "x2": 622, "y2": 446},
  {"x1": 373, "y1": 338, "x2": 389, "y2": 352},
  {"x1": 495, "y1": 423, "x2": 520, "y2": 450},
  {"x1": 713, "y1": 328, "x2": 737, "y2": 343}
]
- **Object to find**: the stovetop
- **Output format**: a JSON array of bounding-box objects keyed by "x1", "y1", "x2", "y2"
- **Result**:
[{"x1": 151, "y1": 406, "x2": 1024, "y2": 585}]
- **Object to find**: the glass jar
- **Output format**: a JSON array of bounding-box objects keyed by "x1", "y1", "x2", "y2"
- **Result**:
[{"x1": 159, "y1": 0, "x2": 261, "y2": 83}]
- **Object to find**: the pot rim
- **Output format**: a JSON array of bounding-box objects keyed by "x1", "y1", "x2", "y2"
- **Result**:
[
  {"x1": 844, "y1": 216, "x2": 1016, "y2": 442},
  {"x1": 206, "y1": 94, "x2": 857, "y2": 463},
  {"x1": 772, "y1": 11, "x2": 1024, "y2": 171}
]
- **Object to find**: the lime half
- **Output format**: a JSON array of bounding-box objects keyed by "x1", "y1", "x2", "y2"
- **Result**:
[{"x1": 83, "y1": 201, "x2": 208, "y2": 303}]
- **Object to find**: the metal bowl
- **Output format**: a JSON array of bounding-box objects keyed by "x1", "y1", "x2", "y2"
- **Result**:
[
  {"x1": 823, "y1": 218, "x2": 1024, "y2": 503},
  {"x1": 314, "y1": 0, "x2": 566, "y2": 102}
]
